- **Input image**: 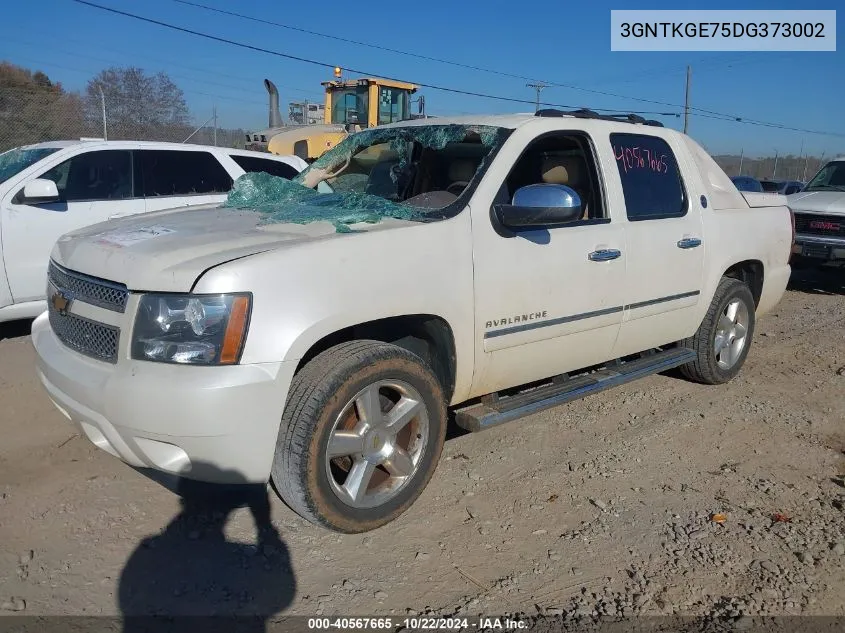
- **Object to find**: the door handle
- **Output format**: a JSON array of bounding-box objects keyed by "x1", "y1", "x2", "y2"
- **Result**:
[
  {"x1": 588, "y1": 248, "x2": 622, "y2": 262},
  {"x1": 677, "y1": 237, "x2": 702, "y2": 249}
]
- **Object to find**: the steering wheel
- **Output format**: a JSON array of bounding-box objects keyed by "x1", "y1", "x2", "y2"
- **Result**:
[{"x1": 446, "y1": 181, "x2": 469, "y2": 195}]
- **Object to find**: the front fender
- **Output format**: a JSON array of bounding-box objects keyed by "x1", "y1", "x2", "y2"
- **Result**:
[{"x1": 192, "y1": 213, "x2": 477, "y2": 403}]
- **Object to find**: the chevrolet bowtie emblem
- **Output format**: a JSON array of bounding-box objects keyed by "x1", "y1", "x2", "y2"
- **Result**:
[{"x1": 51, "y1": 290, "x2": 73, "y2": 316}]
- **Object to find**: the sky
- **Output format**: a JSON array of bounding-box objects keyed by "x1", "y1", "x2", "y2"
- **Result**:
[{"x1": 2, "y1": 0, "x2": 843, "y2": 157}]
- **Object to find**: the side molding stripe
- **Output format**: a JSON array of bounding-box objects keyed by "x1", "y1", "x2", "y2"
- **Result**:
[
  {"x1": 626, "y1": 290, "x2": 700, "y2": 310},
  {"x1": 483, "y1": 290, "x2": 701, "y2": 339}
]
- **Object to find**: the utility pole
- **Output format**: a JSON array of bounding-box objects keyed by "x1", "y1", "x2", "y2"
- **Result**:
[
  {"x1": 212, "y1": 106, "x2": 218, "y2": 146},
  {"x1": 99, "y1": 86, "x2": 107, "y2": 140},
  {"x1": 526, "y1": 82, "x2": 547, "y2": 113},
  {"x1": 797, "y1": 139, "x2": 804, "y2": 180},
  {"x1": 772, "y1": 149, "x2": 779, "y2": 180},
  {"x1": 738, "y1": 148, "x2": 744, "y2": 176},
  {"x1": 683, "y1": 65, "x2": 691, "y2": 134}
]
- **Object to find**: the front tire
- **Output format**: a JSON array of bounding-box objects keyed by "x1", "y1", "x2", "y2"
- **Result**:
[
  {"x1": 272, "y1": 340, "x2": 447, "y2": 533},
  {"x1": 680, "y1": 277, "x2": 756, "y2": 385}
]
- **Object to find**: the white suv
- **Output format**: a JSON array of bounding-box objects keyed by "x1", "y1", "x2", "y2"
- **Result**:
[{"x1": 0, "y1": 140, "x2": 306, "y2": 322}]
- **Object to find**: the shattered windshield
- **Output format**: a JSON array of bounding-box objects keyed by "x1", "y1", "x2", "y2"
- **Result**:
[
  {"x1": 0, "y1": 147, "x2": 60, "y2": 185},
  {"x1": 224, "y1": 124, "x2": 507, "y2": 232},
  {"x1": 804, "y1": 161, "x2": 845, "y2": 192}
]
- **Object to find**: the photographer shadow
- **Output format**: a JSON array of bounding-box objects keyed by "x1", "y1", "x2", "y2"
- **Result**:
[{"x1": 119, "y1": 463, "x2": 296, "y2": 633}]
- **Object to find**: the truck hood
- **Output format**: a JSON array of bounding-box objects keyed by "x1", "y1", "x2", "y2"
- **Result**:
[
  {"x1": 52, "y1": 205, "x2": 417, "y2": 292},
  {"x1": 786, "y1": 191, "x2": 845, "y2": 215}
]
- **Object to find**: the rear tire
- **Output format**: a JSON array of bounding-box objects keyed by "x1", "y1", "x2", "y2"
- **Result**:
[
  {"x1": 272, "y1": 340, "x2": 447, "y2": 533},
  {"x1": 680, "y1": 277, "x2": 756, "y2": 385}
]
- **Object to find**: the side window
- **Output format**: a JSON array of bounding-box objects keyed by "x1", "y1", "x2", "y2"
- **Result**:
[
  {"x1": 610, "y1": 133, "x2": 687, "y2": 221},
  {"x1": 501, "y1": 133, "x2": 605, "y2": 221},
  {"x1": 40, "y1": 150, "x2": 132, "y2": 202},
  {"x1": 377, "y1": 87, "x2": 407, "y2": 126},
  {"x1": 138, "y1": 150, "x2": 233, "y2": 197},
  {"x1": 230, "y1": 155, "x2": 299, "y2": 180}
]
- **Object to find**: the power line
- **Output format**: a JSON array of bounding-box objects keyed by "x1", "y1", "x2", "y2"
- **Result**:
[
  {"x1": 4, "y1": 57, "x2": 271, "y2": 108},
  {"x1": 6, "y1": 36, "x2": 324, "y2": 100},
  {"x1": 71, "y1": 0, "x2": 844, "y2": 137},
  {"x1": 170, "y1": 0, "x2": 550, "y2": 84},
  {"x1": 168, "y1": 0, "x2": 837, "y2": 136},
  {"x1": 68, "y1": 0, "x2": 677, "y2": 117}
]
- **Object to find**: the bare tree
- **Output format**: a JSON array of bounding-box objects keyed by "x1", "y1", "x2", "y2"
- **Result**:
[{"x1": 86, "y1": 67, "x2": 190, "y2": 141}]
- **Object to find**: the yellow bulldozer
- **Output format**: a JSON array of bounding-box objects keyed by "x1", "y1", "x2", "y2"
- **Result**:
[{"x1": 265, "y1": 68, "x2": 423, "y2": 161}]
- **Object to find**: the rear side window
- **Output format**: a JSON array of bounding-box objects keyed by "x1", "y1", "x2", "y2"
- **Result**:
[
  {"x1": 137, "y1": 150, "x2": 233, "y2": 197},
  {"x1": 230, "y1": 155, "x2": 299, "y2": 180},
  {"x1": 610, "y1": 133, "x2": 687, "y2": 221}
]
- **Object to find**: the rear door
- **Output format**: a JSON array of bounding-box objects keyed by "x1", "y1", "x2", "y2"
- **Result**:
[
  {"x1": 137, "y1": 149, "x2": 234, "y2": 213},
  {"x1": 2, "y1": 148, "x2": 142, "y2": 303},
  {"x1": 607, "y1": 132, "x2": 706, "y2": 358}
]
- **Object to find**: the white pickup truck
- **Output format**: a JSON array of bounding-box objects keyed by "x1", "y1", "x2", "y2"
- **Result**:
[
  {"x1": 32, "y1": 111, "x2": 793, "y2": 533},
  {"x1": 788, "y1": 157, "x2": 845, "y2": 265}
]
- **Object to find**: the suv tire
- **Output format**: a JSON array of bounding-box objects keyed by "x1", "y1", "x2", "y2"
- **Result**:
[
  {"x1": 680, "y1": 277, "x2": 756, "y2": 385},
  {"x1": 272, "y1": 340, "x2": 447, "y2": 533}
]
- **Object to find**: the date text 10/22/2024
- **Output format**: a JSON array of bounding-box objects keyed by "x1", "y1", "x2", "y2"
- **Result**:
[{"x1": 306, "y1": 616, "x2": 530, "y2": 630}]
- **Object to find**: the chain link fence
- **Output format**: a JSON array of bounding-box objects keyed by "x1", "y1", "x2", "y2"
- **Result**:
[
  {"x1": 0, "y1": 86, "x2": 249, "y2": 153},
  {"x1": 1, "y1": 84, "x2": 835, "y2": 182},
  {"x1": 714, "y1": 154, "x2": 829, "y2": 183}
]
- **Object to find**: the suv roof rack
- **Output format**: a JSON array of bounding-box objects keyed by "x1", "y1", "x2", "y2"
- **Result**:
[{"x1": 535, "y1": 108, "x2": 665, "y2": 128}]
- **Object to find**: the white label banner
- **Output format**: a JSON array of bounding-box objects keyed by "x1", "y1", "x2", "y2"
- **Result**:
[{"x1": 611, "y1": 10, "x2": 836, "y2": 51}]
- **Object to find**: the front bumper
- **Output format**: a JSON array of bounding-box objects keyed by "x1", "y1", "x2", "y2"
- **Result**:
[
  {"x1": 32, "y1": 312, "x2": 297, "y2": 484},
  {"x1": 792, "y1": 234, "x2": 845, "y2": 262}
]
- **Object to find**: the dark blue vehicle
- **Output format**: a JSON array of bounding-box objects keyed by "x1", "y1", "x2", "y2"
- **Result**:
[{"x1": 731, "y1": 175, "x2": 764, "y2": 193}]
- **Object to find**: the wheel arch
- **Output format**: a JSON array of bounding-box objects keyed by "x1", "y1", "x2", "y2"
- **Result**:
[
  {"x1": 293, "y1": 314, "x2": 458, "y2": 401},
  {"x1": 722, "y1": 259, "x2": 764, "y2": 307}
]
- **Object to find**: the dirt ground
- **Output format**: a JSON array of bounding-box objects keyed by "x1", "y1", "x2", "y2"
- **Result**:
[{"x1": 1, "y1": 267, "x2": 844, "y2": 622}]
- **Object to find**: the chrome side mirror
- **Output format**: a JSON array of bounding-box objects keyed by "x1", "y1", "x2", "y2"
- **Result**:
[{"x1": 494, "y1": 184, "x2": 582, "y2": 228}]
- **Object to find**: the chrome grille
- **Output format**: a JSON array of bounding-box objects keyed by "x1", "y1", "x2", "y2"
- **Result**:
[
  {"x1": 48, "y1": 261, "x2": 128, "y2": 313},
  {"x1": 48, "y1": 304, "x2": 119, "y2": 363}
]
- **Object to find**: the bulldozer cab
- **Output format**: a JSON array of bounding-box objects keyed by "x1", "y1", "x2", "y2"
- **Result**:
[
  {"x1": 266, "y1": 75, "x2": 420, "y2": 161},
  {"x1": 323, "y1": 78, "x2": 417, "y2": 129}
]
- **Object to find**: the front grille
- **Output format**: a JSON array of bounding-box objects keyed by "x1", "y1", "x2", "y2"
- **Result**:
[
  {"x1": 794, "y1": 213, "x2": 845, "y2": 238},
  {"x1": 48, "y1": 261, "x2": 128, "y2": 313},
  {"x1": 49, "y1": 304, "x2": 119, "y2": 363}
]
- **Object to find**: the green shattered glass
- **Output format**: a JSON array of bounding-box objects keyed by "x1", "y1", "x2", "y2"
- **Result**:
[
  {"x1": 305, "y1": 124, "x2": 499, "y2": 174},
  {"x1": 224, "y1": 172, "x2": 424, "y2": 233},
  {"x1": 225, "y1": 124, "x2": 505, "y2": 233}
]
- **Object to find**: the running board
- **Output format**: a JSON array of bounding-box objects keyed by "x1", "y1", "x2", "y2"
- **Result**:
[{"x1": 455, "y1": 347, "x2": 696, "y2": 432}]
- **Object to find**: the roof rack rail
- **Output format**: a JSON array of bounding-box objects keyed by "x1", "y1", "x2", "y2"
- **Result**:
[{"x1": 535, "y1": 108, "x2": 664, "y2": 127}]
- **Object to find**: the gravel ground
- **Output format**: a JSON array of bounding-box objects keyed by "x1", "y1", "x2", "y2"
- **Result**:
[{"x1": 0, "y1": 267, "x2": 843, "y2": 622}]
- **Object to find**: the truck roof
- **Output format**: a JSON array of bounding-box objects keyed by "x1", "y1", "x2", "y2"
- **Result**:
[{"x1": 382, "y1": 111, "x2": 675, "y2": 134}]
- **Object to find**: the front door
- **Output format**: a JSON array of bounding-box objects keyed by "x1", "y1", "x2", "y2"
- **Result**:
[
  {"x1": 469, "y1": 129, "x2": 628, "y2": 397},
  {"x1": 2, "y1": 149, "x2": 142, "y2": 303}
]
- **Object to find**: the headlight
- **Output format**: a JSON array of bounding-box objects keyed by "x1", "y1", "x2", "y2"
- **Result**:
[{"x1": 131, "y1": 294, "x2": 251, "y2": 365}]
